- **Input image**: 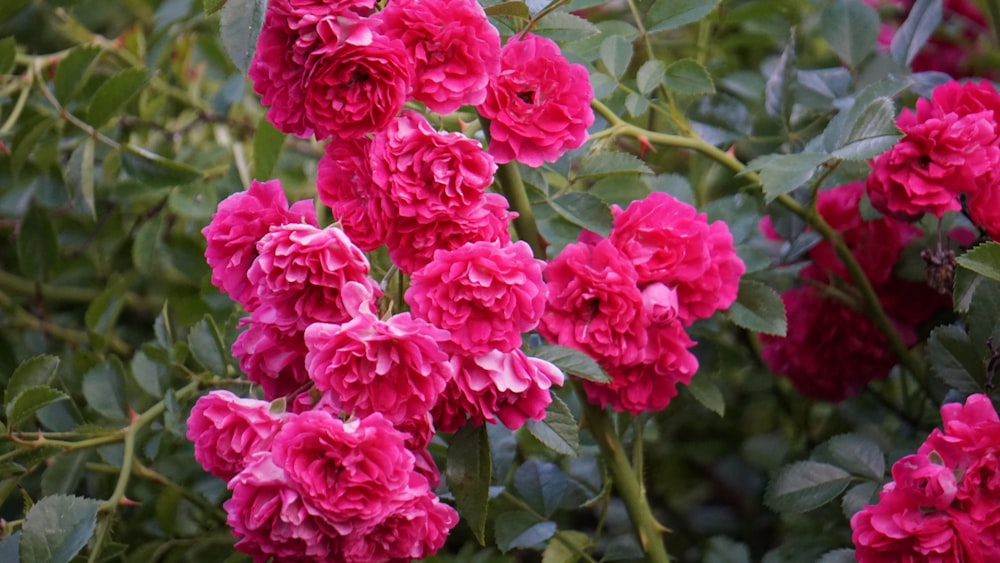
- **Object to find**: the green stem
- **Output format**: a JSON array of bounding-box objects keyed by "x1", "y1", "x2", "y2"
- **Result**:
[
  {"x1": 496, "y1": 162, "x2": 545, "y2": 260},
  {"x1": 0, "y1": 78, "x2": 31, "y2": 135},
  {"x1": 576, "y1": 385, "x2": 669, "y2": 563},
  {"x1": 0, "y1": 269, "x2": 148, "y2": 310},
  {"x1": 0, "y1": 288, "x2": 131, "y2": 355}
]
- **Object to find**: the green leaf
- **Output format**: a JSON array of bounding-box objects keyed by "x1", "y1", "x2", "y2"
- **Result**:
[
  {"x1": 19, "y1": 494, "x2": 101, "y2": 563},
  {"x1": 85, "y1": 68, "x2": 152, "y2": 128},
  {"x1": 252, "y1": 115, "x2": 285, "y2": 180},
  {"x1": 220, "y1": 0, "x2": 269, "y2": 75},
  {"x1": 841, "y1": 481, "x2": 879, "y2": 519},
  {"x1": 637, "y1": 60, "x2": 665, "y2": 95},
  {"x1": 548, "y1": 192, "x2": 614, "y2": 238},
  {"x1": 954, "y1": 268, "x2": 983, "y2": 313},
  {"x1": 822, "y1": 78, "x2": 910, "y2": 153},
  {"x1": 188, "y1": 315, "x2": 228, "y2": 375},
  {"x1": 4, "y1": 355, "x2": 60, "y2": 407},
  {"x1": 625, "y1": 92, "x2": 649, "y2": 117},
  {"x1": 132, "y1": 213, "x2": 164, "y2": 273},
  {"x1": 54, "y1": 46, "x2": 103, "y2": 104},
  {"x1": 66, "y1": 138, "x2": 97, "y2": 219},
  {"x1": 485, "y1": 1, "x2": 530, "y2": 19},
  {"x1": 0, "y1": 36, "x2": 16, "y2": 75},
  {"x1": 446, "y1": 423, "x2": 492, "y2": 545},
  {"x1": 6, "y1": 386, "x2": 70, "y2": 429},
  {"x1": 530, "y1": 345, "x2": 610, "y2": 383},
  {"x1": 542, "y1": 530, "x2": 589, "y2": 563},
  {"x1": 663, "y1": 58, "x2": 715, "y2": 96},
  {"x1": 830, "y1": 97, "x2": 901, "y2": 160},
  {"x1": 494, "y1": 511, "x2": 557, "y2": 553},
  {"x1": 821, "y1": 433, "x2": 885, "y2": 480},
  {"x1": 600, "y1": 35, "x2": 633, "y2": 80},
  {"x1": 890, "y1": 0, "x2": 942, "y2": 68},
  {"x1": 532, "y1": 12, "x2": 600, "y2": 42},
  {"x1": 686, "y1": 374, "x2": 725, "y2": 416},
  {"x1": 85, "y1": 276, "x2": 131, "y2": 341},
  {"x1": 575, "y1": 151, "x2": 652, "y2": 178},
  {"x1": 646, "y1": 0, "x2": 720, "y2": 34},
  {"x1": 967, "y1": 277, "x2": 1000, "y2": 353},
  {"x1": 765, "y1": 34, "x2": 797, "y2": 124},
  {"x1": 927, "y1": 324, "x2": 985, "y2": 394},
  {"x1": 10, "y1": 116, "x2": 54, "y2": 178},
  {"x1": 764, "y1": 461, "x2": 852, "y2": 513},
  {"x1": 704, "y1": 536, "x2": 752, "y2": 563},
  {"x1": 525, "y1": 395, "x2": 580, "y2": 456},
  {"x1": 817, "y1": 548, "x2": 861, "y2": 563},
  {"x1": 514, "y1": 460, "x2": 568, "y2": 518},
  {"x1": 0, "y1": 531, "x2": 19, "y2": 562},
  {"x1": 744, "y1": 152, "x2": 828, "y2": 202},
  {"x1": 820, "y1": 0, "x2": 880, "y2": 67},
  {"x1": 726, "y1": 279, "x2": 787, "y2": 336},
  {"x1": 120, "y1": 144, "x2": 202, "y2": 187},
  {"x1": 957, "y1": 242, "x2": 1000, "y2": 283},
  {"x1": 16, "y1": 203, "x2": 59, "y2": 282},
  {"x1": 204, "y1": 0, "x2": 227, "y2": 14},
  {"x1": 82, "y1": 361, "x2": 128, "y2": 421},
  {"x1": 130, "y1": 351, "x2": 164, "y2": 399},
  {"x1": 41, "y1": 451, "x2": 89, "y2": 497}
]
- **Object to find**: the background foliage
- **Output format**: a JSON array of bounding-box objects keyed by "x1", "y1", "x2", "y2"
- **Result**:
[{"x1": 1, "y1": 0, "x2": 1000, "y2": 561}]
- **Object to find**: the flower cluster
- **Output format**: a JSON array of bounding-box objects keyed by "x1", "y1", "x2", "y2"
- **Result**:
[
  {"x1": 760, "y1": 182, "x2": 947, "y2": 402},
  {"x1": 852, "y1": 393, "x2": 1000, "y2": 561},
  {"x1": 867, "y1": 80, "x2": 1000, "y2": 241},
  {"x1": 539, "y1": 192, "x2": 744, "y2": 413}
]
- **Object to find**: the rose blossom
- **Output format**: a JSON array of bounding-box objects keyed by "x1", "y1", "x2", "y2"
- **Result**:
[
  {"x1": 434, "y1": 349, "x2": 564, "y2": 432},
  {"x1": 538, "y1": 239, "x2": 649, "y2": 366},
  {"x1": 316, "y1": 136, "x2": 390, "y2": 251},
  {"x1": 202, "y1": 179, "x2": 317, "y2": 310},
  {"x1": 969, "y1": 182, "x2": 1000, "y2": 242},
  {"x1": 231, "y1": 318, "x2": 311, "y2": 400},
  {"x1": 339, "y1": 492, "x2": 458, "y2": 563},
  {"x1": 379, "y1": 0, "x2": 500, "y2": 114},
  {"x1": 608, "y1": 192, "x2": 744, "y2": 324},
  {"x1": 478, "y1": 33, "x2": 594, "y2": 167},
  {"x1": 406, "y1": 240, "x2": 546, "y2": 354},
  {"x1": 247, "y1": 223, "x2": 381, "y2": 330},
  {"x1": 185, "y1": 391, "x2": 286, "y2": 480},
  {"x1": 303, "y1": 307, "x2": 453, "y2": 425}
]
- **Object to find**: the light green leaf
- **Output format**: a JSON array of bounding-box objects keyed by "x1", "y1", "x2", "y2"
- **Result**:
[
  {"x1": 548, "y1": 192, "x2": 614, "y2": 238},
  {"x1": 821, "y1": 0, "x2": 880, "y2": 67},
  {"x1": 120, "y1": 144, "x2": 202, "y2": 187},
  {"x1": 686, "y1": 374, "x2": 725, "y2": 417},
  {"x1": 514, "y1": 460, "x2": 569, "y2": 518},
  {"x1": 6, "y1": 386, "x2": 70, "y2": 430},
  {"x1": 446, "y1": 423, "x2": 492, "y2": 545},
  {"x1": 532, "y1": 12, "x2": 600, "y2": 42},
  {"x1": 484, "y1": 1, "x2": 530, "y2": 19},
  {"x1": 830, "y1": 97, "x2": 901, "y2": 160},
  {"x1": 542, "y1": 530, "x2": 589, "y2": 563},
  {"x1": 744, "y1": 152, "x2": 829, "y2": 202},
  {"x1": 956, "y1": 242, "x2": 1000, "y2": 283},
  {"x1": 822, "y1": 78, "x2": 910, "y2": 153},
  {"x1": 890, "y1": 0, "x2": 942, "y2": 68},
  {"x1": 19, "y1": 494, "x2": 101, "y2": 563},
  {"x1": 16, "y1": 204, "x2": 59, "y2": 282},
  {"x1": 4, "y1": 355, "x2": 59, "y2": 407},
  {"x1": 646, "y1": 0, "x2": 721, "y2": 34},
  {"x1": 637, "y1": 60, "x2": 665, "y2": 95},
  {"x1": 188, "y1": 315, "x2": 228, "y2": 376},
  {"x1": 927, "y1": 324, "x2": 985, "y2": 394},
  {"x1": 575, "y1": 151, "x2": 652, "y2": 178},
  {"x1": 663, "y1": 58, "x2": 715, "y2": 96},
  {"x1": 86, "y1": 68, "x2": 152, "y2": 128},
  {"x1": 494, "y1": 512, "x2": 556, "y2": 553},
  {"x1": 525, "y1": 395, "x2": 580, "y2": 456},
  {"x1": 726, "y1": 279, "x2": 787, "y2": 336},
  {"x1": 600, "y1": 35, "x2": 633, "y2": 80},
  {"x1": 204, "y1": 0, "x2": 227, "y2": 14},
  {"x1": 0, "y1": 36, "x2": 16, "y2": 75},
  {"x1": 220, "y1": 0, "x2": 268, "y2": 75},
  {"x1": 530, "y1": 345, "x2": 610, "y2": 383},
  {"x1": 66, "y1": 138, "x2": 96, "y2": 219},
  {"x1": 253, "y1": 115, "x2": 285, "y2": 181},
  {"x1": 625, "y1": 92, "x2": 649, "y2": 116},
  {"x1": 764, "y1": 461, "x2": 852, "y2": 513},
  {"x1": 54, "y1": 46, "x2": 103, "y2": 104}
]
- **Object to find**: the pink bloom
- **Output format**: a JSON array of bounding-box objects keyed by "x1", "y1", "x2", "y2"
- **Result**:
[
  {"x1": 969, "y1": 182, "x2": 1000, "y2": 241},
  {"x1": 379, "y1": 0, "x2": 501, "y2": 114},
  {"x1": 226, "y1": 454, "x2": 343, "y2": 561},
  {"x1": 316, "y1": 137, "x2": 390, "y2": 251},
  {"x1": 231, "y1": 318, "x2": 311, "y2": 400},
  {"x1": 434, "y1": 349, "x2": 564, "y2": 432},
  {"x1": 920, "y1": 394, "x2": 1000, "y2": 470},
  {"x1": 186, "y1": 391, "x2": 285, "y2": 480},
  {"x1": 891, "y1": 454, "x2": 958, "y2": 511},
  {"x1": 303, "y1": 308, "x2": 453, "y2": 425},
  {"x1": 538, "y1": 239, "x2": 650, "y2": 366},
  {"x1": 339, "y1": 492, "x2": 458, "y2": 563},
  {"x1": 478, "y1": 33, "x2": 594, "y2": 167},
  {"x1": 581, "y1": 320, "x2": 698, "y2": 414},
  {"x1": 609, "y1": 192, "x2": 744, "y2": 324},
  {"x1": 406, "y1": 240, "x2": 546, "y2": 354},
  {"x1": 387, "y1": 192, "x2": 514, "y2": 274},
  {"x1": 202, "y1": 179, "x2": 317, "y2": 310},
  {"x1": 247, "y1": 224, "x2": 381, "y2": 330},
  {"x1": 640, "y1": 283, "x2": 680, "y2": 325}
]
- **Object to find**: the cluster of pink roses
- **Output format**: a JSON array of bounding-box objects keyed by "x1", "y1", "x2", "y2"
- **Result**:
[
  {"x1": 760, "y1": 182, "x2": 947, "y2": 402},
  {"x1": 539, "y1": 193, "x2": 745, "y2": 413},
  {"x1": 867, "y1": 79, "x2": 1000, "y2": 241},
  {"x1": 852, "y1": 393, "x2": 1000, "y2": 561}
]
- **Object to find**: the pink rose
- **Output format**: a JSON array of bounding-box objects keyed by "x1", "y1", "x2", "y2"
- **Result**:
[
  {"x1": 538, "y1": 239, "x2": 650, "y2": 366},
  {"x1": 969, "y1": 182, "x2": 1000, "y2": 242},
  {"x1": 202, "y1": 179, "x2": 317, "y2": 310},
  {"x1": 920, "y1": 394, "x2": 1000, "y2": 470},
  {"x1": 185, "y1": 391, "x2": 286, "y2": 480},
  {"x1": 303, "y1": 308, "x2": 453, "y2": 425},
  {"x1": 339, "y1": 493, "x2": 458, "y2": 563},
  {"x1": 231, "y1": 317, "x2": 311, "y2": 400},
  {"x1": 609, "y1": 192, "x2": 744, "y2": 324},
  {"x1": 316, "y1": 136, "x2": 390, "y2": 251},
  {"x1": 891, "y1": 454, "x2": 958, "y2": 510},
  {"x1": 247, "y1": 224, "x2": 381, "y2": 330},
  {"x1": 225, "y1": 454, "x2": 343, "y2": 561},
  {"x1": 478, "y1": 33, "x2": 594, "y2": 167},
  {"x1": 379, "y1": 0, "x2": 501, "y2": 114},
  {"x1": 640, "y1": 282, "x2": 680, "y2": 325},
  {"x1": 406, "y1": 240, "x2": 546, "y2": 354},
  {"x1": 434, "y1": 349, "x2": 564, "y2": 432}
]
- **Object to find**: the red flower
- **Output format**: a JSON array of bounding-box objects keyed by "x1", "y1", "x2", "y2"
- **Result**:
[{"x1": 317, "y1": 136, "x2": 389, "y2": 251}]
